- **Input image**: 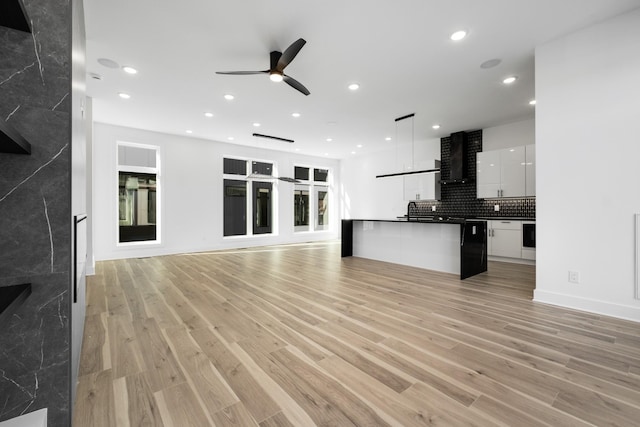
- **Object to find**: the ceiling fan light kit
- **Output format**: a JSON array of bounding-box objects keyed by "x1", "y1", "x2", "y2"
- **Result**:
[{"x1": 216, "y1": 38, "x2": 310, "y2": 95}]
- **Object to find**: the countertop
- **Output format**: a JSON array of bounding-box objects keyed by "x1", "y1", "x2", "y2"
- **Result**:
[{"x1": 348, "y1": 216, "x2": 535, "y2": 224}]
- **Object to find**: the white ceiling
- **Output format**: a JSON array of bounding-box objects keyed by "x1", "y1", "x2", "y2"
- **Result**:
[{"x1": 83, "y1": 0, "x2": 640, "y2": 159}]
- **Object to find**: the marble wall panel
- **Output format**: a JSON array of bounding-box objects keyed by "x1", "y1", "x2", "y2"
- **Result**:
[{"x1": 0, "y1": 0, "x2": 72, "y2": 425}]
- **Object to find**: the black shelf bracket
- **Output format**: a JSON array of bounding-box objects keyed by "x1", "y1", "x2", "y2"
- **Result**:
[
  {"x1": 0, "y1": 0, "x2": 32, "y2": 33},
  {"x1": 0, "y1": 118, "x2": 32, "y2": 154}
]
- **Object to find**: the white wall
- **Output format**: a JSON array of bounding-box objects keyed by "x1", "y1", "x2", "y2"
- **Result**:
[
  {"x1": 483, "y1": 118, "x2": 535, "y2": 151},
  {"x1": 534, "y1": 8, "x2": 640, "y2": 321},
  {"x1": 93, "y1": 123, "x2": 340, "y2": 260},
  {"x1": 341, "y1": 137, "x2": 440, "y2": 219}
]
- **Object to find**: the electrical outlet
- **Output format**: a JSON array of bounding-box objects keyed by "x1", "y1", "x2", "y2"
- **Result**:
[
  {"x1": 568, "y1": 270, "x2": 580, "y2": 284},
  {"x1": 431, "y1": 205, "x2": 436, "y2": 212},
  {"x1": 494, "y1": 204, "x2": 500, "y2": 212}
]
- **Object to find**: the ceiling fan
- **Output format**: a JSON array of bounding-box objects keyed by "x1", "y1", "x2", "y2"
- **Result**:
[{"x1": 216, "y1": 38, "x2": 310, "y2": 96}]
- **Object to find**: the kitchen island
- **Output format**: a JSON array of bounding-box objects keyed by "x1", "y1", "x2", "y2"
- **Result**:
[{"x1": 341, "y1": 218, "x2": 487, "y2": 279}]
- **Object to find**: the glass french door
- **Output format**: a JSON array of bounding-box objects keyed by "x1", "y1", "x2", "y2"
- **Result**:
[{"x1": 253, "y1": 181, "x2": 272, "y2": 235}]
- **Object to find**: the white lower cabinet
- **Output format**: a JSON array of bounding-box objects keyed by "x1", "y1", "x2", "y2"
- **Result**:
[{"x1": 488, "y1": 220, "x2": 522, "y2": 259}]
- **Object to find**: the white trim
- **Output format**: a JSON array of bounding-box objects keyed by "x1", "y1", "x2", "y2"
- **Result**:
[
  {"x1": 0, "y1": 408, "x2": 47, "y2": 427},
  {"x1": 534, "y1": 289, "x2": 640, "y2": 323},
  {"x1": 636, "y1": 213, "x2": 640, "y2": 300},
  {"x1": 116, "y1": 141, "x2": 161, "y2": 246}
]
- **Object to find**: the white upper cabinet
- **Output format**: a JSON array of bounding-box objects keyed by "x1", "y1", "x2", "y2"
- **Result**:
[
  {"x1": 476, "y1": 150, "x2": 501, "y2": 198},
  {"x1": 525, "y1": 144, "x2": 536, "y2": 196},
  {"x1": 403, "y1": 160, "x2": 441, "y2": 201},
  {"x1": 477, "y1": 146, "x2": 526, "y2": 198}
]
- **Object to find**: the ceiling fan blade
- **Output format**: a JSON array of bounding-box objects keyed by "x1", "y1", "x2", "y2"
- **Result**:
[
  {"x1": 278, "y1": 177, "x2": 301, "y2": 184},
  {"x1": 283, "y1": 75, "x2": 310, "y2": 96},
  {"x1": 215, "y1": 70, "x2": 268, "y2": 75},
  {"x1": 276, "y1": 38, "x2": 306, "y2": 72}
]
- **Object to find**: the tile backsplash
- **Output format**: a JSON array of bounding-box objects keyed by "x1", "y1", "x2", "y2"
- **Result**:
[{"x1": 409, "y1": 129, "x2": 536, "y2": 219}]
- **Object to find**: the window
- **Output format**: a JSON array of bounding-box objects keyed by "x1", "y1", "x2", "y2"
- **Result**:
[
  {"x1": 253, "y1": 182, "x2": 272, "y2": 234},
  {"x1": 294, "y1": 165, "x2": 330, "y2": 232},
  {"x1": 117, "y1": 143, "x2": 159, "y2": 243},
  {"x1": 223, "y1": 157, "x2": 274, "y2": 237},
  {"x1": 316, "y1": 189, "x2": 329, "y2": 230},
  {"x1": 224, "y1": 158, "x2": 247, "y2": 175},
  {"x1": 223, "y1": 179, "x2": 247, "y2": 236},
  {"x1": 294, "y1": 187, "x2": 309, "y2": 231},
  {"x1": 294, "y1": 166, "x2": 309, "y2": 181},
  {"x1": 252, "y1": 161, "x2": 273, "y2": 176},
  {"x1": 314, "y1": 168, "x2": 328, "y2": 182}
]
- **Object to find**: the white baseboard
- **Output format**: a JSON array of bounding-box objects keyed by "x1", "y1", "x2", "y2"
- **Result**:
[
  {"x1": 0, "y1": 408, "x2": 47, "y2": 427},
  {"x1": 534, "y1": 290, "x2": 640, "y2": 323}
]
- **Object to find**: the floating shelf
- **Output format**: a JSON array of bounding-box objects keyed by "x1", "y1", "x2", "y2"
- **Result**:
[
  {"x1": 0, "y1": 118, "x2": 32, "y2": 154},
  {"x1": 0, "y1": 283, "x2": 32, "y2": 324},
  {"x1": 0, "y1": 0, "x2": 32, "y2": 33}
]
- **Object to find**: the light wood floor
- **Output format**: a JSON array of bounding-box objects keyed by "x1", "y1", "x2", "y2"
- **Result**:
[{"x1": 73, "y1": 241, "x2": 640, "y2": 426}]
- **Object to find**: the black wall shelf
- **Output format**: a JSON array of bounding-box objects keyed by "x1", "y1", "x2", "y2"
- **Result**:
[
  {"x1": 0, "y1": 284, "x2": 32, "y2": 324},
  {"x1": 0, "y1": 0, "x2": 32, "y2": 33},
  {"x1": 0, "y1": 119, "x2": 32, "y2": 154}
]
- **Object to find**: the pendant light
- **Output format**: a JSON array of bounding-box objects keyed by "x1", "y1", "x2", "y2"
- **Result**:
[{"x1": 376, "y1": 113, "x2": 440, "y2": 178}]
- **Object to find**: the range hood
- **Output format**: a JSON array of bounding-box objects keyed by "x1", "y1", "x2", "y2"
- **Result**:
[{"x1": 440, "y1": 131, "x2": 470, "y2": 184}]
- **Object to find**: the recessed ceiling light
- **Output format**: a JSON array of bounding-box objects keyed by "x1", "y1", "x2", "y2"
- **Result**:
[
  {"x1": 224, "y1": 94, "x2": 234, "y2": 100},
  {"x1": 503, "y1": 76, "x2": 517, "y2": 84},
  {"x1": 97, "y1": 58, "x2": 119, "y2": 68},
  {"x1": 227, "y1": 136, "x2": 234, "y2": 141},
  {"x1": 356, "y1": 144, "x2": 363, "y2": 148},
  {"x1": 185, "y1": 130, "x2": 193, "y2": 134},
  {"x1": 291, "y1": 112, "x2": 301, "y2": 118},
  {"x1": 348, "y1": 83, "x2": 360, "y2": 91},
  {"x1": 118, "y1": 92, "x2": 130, "y2": 99},
  {"x1": 450, "y1": 30, "x2": 467, "y2": 41},
  {"x1": 295, "y1": 148, "x2": 300, "y2": 151},
  {"x1": 253, "y1": 122, "x2": 261, "y2": 127},
  {"x1": 122, "y1": 66, "x2": 138, "y2": 74},
  {"x1": 529, "y1": 99, "x2": 537, "y2": 105},
  {"x1": 324, "y1": 153, "x2": 329, "y2": 156},
  {"x1": 480, "y1": 58, "x2": 502, "y2": 69},
  {"x1": 385, "y1": 137, "x2": 392, "y2": 141},
  {"x1": 326, "y1": 138, "x2": 333, "y2": 142},
  {"x1": 204, "y1": 112, "x2": 213, "y2": 118},
  {"x1": 432, "y1": 124, "x2": 441, "y2": 130},
  {"x1": 351, "y1": 151, "x2": 356, "y2": 154}
]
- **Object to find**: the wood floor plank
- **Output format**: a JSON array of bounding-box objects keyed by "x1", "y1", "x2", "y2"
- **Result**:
[
  {"x1": 132, "y1": 317, "x2": 187, "y2": 392},
  {"x1": 163, "y1": 326, "x2": 239, "y2": 415},
  {"x1": 78, "y1": 313, "x2": 107, "y2": 376},
  {"x1": 319, "y1": 319, "x2": 478, "y2": 407},
  {"x1": 190, "y1": 327, "x2": 281, "y2": 423},
  {"x1": 154, "y1": 382, "x2": 213, "y2": 427},
  {"x1": 107, "y1": 314, "x2": 145, "y2": 379},
  {"x1": 248, "y1": 347, "x2": 390, "y2": 427},
  {"x1": 258, "y1": 411, "x2": 296, "y2": 427},
  {"x1": 318, "y1": 354, "x2": 454, "y2": 427},
  {"x1": 73, "y1": 369, "x2": 116, "y2": 427},
  {"x1": 74, "y1": 241, "x2": 640, "y2": 426},
  {"x1": 86, "y1": 273, "x2": 107, "y2": 316},
  {"x1": 211, "y1": 402, "x2": 260, "y2": 427},
  {"x1": 113, "y1": 373, "x2": 165, "y2": 427}
]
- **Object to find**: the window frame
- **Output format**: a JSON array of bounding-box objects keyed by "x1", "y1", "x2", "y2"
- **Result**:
[
  {"x1": 222, "y1": 156, "x2": 278, "y2": 238},
  {"x1": 116, "y1": 141, "x2": 161, "y2": 246},
  {"x1": 293, "y1": 164, "x2": 332, "y2": 233}
]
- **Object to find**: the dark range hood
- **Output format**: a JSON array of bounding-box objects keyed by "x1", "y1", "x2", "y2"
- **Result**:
[{"x1": 440, "y1": 131, "x2": 470, "y2": 184}]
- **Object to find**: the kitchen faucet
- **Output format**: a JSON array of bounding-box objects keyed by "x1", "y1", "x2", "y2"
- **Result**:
[{"x1": 407, "y1": 201, "x2": 417, "y2": 221}]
